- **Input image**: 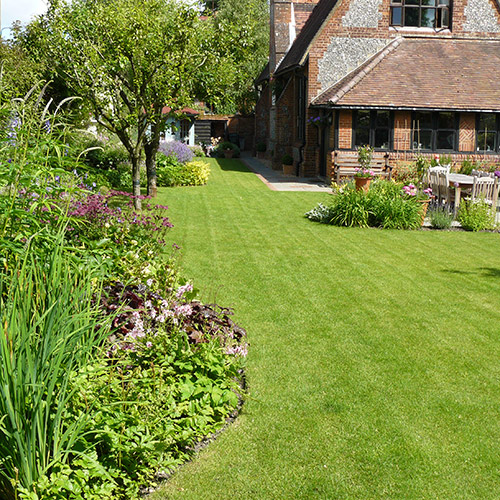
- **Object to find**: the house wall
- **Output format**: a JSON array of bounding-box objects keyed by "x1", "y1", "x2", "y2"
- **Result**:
[
  {"x1": 255, "y1": 84, "x2": 271, "y2": 150},
  {"x1": 306, "y1": 0, "x2": 500, "y2": 102}
]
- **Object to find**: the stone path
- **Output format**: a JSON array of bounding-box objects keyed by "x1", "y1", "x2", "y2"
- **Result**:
[{"x1": 241, "y1": 156, "x2": 332, "y2": 193}]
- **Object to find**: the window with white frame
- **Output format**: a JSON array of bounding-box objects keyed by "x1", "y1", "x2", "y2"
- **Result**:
[{"x1": 390, "y1": 0, "x2": 450, "y2": 29}]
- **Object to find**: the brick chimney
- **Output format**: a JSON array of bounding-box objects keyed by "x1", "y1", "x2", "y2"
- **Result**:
[{"x1": 270, "y1": 0, "x2": 320, "y2": 73}]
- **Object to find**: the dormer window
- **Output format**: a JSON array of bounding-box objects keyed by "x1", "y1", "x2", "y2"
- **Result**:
[{"x1": 390, "y1": 0, "x2": 450, "y2": 29}]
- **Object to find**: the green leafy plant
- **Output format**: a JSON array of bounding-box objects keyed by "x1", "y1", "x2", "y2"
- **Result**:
[
  {"x1": 0, "y1": 234, "x2": 111, "y2": 499},
  {"x1": 429, "y1": 206, "x2": 454, "y2": 229},
  {"x1": 282, "y1": 154, "x2": 293, "y2": 166},
  {"x1": 256, "y1": 142, "x2": 266, "y2": 153},
  {"x1": 214, "y1": 141, "x2": 240, "y2": 158},
  {"x1": 156, "y1": 154, "x2": 211, "y2": 187},
  {"x1": 306, "y1": 181, "x2": 425, "y2": 230},
  {"x1": 457, "y1": 198, "x2": 495, "y2": 231}
]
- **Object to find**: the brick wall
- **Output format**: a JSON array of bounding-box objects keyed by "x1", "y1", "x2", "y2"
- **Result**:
[
  {"x1": 459, "y1": 113, "x2": 476, "y2": 152},
  {"x1": 306, "y1": 0, "x2": 500, "y2": 101},
  {"x1": 274, "y1": 75, "x2": 296, "y2": 169},
  {"x1": 338, "y1": 110, "x2": 352, "y2": 149},
  {"x1": 393, "y1": 111, "x2": 412, "y2": 151},
  {"x1": 254, "y1": 84, "x2": 271, "y2": 150}
]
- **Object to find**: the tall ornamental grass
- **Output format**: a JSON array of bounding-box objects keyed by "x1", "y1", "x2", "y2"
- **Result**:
[{"x1": 0, "y1": 235, "x2": 110, "y2": 499}]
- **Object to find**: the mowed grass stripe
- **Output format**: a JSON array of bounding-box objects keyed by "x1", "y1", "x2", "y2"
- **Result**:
[{"x1": 150, "y1": 159, "x2": 500, "y2": 500}]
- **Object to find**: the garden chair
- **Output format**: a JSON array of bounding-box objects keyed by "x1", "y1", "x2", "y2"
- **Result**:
[
  {"x1": 438, "y1": 171, "x2": 454, "y2": 208},
  {"x1": 429, "y1": 170, "x2": 441, "y2": 207},
  {"x1": 471, "y1": 176, "x2": 499, "y2": 210}
]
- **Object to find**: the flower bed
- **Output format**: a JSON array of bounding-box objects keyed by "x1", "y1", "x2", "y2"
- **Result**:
[{"x1": 0, "y1": 89, "x2": 246, "y2": 499}]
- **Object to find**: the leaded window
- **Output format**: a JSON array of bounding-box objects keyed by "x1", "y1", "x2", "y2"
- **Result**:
[
  {"x1": 412, "y1": 111, "x2": 457, "y2": 151},
  {"x1": 353, "y1": 110, "x2": 391, "y2": 150},
  {"x1": 476, "y1": 113, "x2": 498, "y2": 152},
  {"x1": 390, "y1": 0, "x2": 451, "y2": 29}
]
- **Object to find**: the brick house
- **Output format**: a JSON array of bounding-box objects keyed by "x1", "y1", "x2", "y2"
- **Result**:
[{"x1": 255, "y1": 0, "x2": 500, "y2": 177}]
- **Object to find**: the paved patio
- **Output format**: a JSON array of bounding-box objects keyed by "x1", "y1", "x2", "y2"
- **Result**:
[{"x1": 241, "y1": 155, "x2": 332, "y2": 193}]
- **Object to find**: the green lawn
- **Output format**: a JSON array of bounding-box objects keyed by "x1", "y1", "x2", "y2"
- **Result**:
[{"x1": 150, "y1": 159, "x2": 500, "y2": 500}]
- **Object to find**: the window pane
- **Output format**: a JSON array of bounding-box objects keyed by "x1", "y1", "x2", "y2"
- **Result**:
[
  {"x1": 355, "y1": 128, "x2": 370, "y2": 147},
  {"x1": 437, "y1": 130, "x2": 455, "y2": 150},
  {"x1": 391, "y1": 7, "x2": 402, "y2": 24},
  {"x1": 415, "y1": 112, "x2": 433, "y2": 129},
  {"x1": 479, "y1": 113, "x2": 496, "y2": 130},
  {"x1": 437, "y1": 7, "x2": 449, "y2": 27},
  {"x1": 405, "y1": 0, "x2": 419, "y2": 4},
  {"x1": 438, "y1": 112, "x2": 454, "y2": 129},
  {"x1": 421, "y1": 8, "x2": 436, "y2": 27},
  {"x1": 405, "y1": 6, "x2": 420, "y2": 25},
  {"x1": 374, "y1": 129, "x2": 390, "y2": 149},
  {"x1": 477, "y1": 132, "x2": 496, "y2": 151},
  {"x1": 357, "y1": 111, "x2": 370, "y2": 128},
  {"x1": 413, "y1": 129, "x2": 432, "y2": 150},
  {"x1": 422, "y1": 0, "x2": 436, "y2": 6},
  {"x1": 375, "y1": 111, "x2": 390, "y2": 127}
]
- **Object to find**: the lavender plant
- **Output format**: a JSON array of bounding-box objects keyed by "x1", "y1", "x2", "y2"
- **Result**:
[{"x1": 158, "y1": 140, "x2": 194, "y2": 164}]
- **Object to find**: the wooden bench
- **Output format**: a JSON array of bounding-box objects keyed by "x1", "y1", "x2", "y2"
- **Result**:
[{"x1": 333, "y1": 151, "x2": 392, "y2": 183}]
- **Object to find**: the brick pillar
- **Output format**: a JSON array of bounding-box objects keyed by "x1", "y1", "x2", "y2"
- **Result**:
[
  {"x1": 338, "y1": 110, "x2": 352, "y2": 149},
  {"x1": 459, "y1": 113, "x2": 476, "y2": 152},
  {"x1": 394, "y1": 111, "x2": 412, "y2": 151}
]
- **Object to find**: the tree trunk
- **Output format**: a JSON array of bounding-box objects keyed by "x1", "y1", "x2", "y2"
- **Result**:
[
  {"x1": 144, "y1": 140, "x2": 158, "y2": 198},
  {"x1": 131, "y1": 155, "x2": 142, "y2": 210}
]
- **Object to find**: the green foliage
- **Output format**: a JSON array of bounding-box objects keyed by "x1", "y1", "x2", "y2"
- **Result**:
[
  {"x1": 357, "y1": 145, "x2": 374, "y2": 170},
  {"x1": 392, "y1": 162, "x2": 419, "y2": 184},
  {"x1": 23, "y1": 0, "x2": 235, "y2": 202},
  {"x1": 429, "y1": 206, "x2": 454, "y2": 229},
  {"x1": 211, "y1": 0, "x2": 269, "y2": 113},
  {"x1": 214, "y1": 141, "x2": 240, "y2": 158},
  {"x1": 256, "y1": 142, "x2": 266, "y2": 152},
  {"x1": 157, "y1": 155, "x2": 211, "y2": 187},
  {"x1": 457, "y1": 198, "x2": 495, "y2": 231},
  {"x1": 282, "y1": 154, "x2": 293, "y2": 166},
  {"x1": 0, "y1": 235, "x2": 110, "y2": 499},
  {"x1": 306, "y1": 181, "x2": 424, "y2": 230},
  {"x1": 0, "y1": 39, "x2": 42, "y2": 103}
]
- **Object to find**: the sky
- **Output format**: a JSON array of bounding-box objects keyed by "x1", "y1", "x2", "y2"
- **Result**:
[{"x1": 1, "y1": 0, "x2": 47, "y2": 34}]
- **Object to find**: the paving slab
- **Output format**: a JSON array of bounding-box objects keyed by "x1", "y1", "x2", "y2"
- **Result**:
[{"x1": 240, "y1": 156, "x2": 332, "y2": 193}]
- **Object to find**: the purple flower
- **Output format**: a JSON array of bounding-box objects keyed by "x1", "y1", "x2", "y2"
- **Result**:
[
  {"x1": 494, "y1": 170, "x2": 500, "y2": 178},
  {"x1": 158, "y1": 140, "x2": 194, "y2": 164}
]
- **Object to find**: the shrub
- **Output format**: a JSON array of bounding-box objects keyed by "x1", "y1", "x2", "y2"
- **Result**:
[
  {"x1": 392, "y1": 162, "x2": 420, "y2": 185},
  {"x1": 214, "y1": 141, "x2": 240, "y2": 158},
  {"x1": 158, "y1": 140, "x2": 194, "y2": 164},
  {"x1": 304, "y1": 202, "x2": 336, "y2": 223},
  {"x1": 256, "y1": 142, "x2": 266, "y2": 152},
  {"x1": 282, "y1": 154, "x2": 293, "y2": 166},
  {"x1": 156, "y1": 154, "x2": 210, "y2": 187},
  {"x1": 306, "y1": 181, "x2": 424, "y2": 230},
  {"x1": 189, "y1": 144, "x2": 206, "y2": 157},
  {"x1": 429, "y1": 207, "x2": 454, "y2": 229},
  {"x1": 457, "y1": 198, "x2": 495, "y2": 231}
]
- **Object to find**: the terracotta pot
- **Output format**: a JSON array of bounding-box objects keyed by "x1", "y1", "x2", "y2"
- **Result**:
[
  {"x1": 283, "y1": 164, "x2": 295, "y2": 176},
  {"x1": 417, "y1": 198, "x2": 431, "y2": 225},
  {"x1": 224, "y1": 149, "x2": 234, "y2": 159},
  {"x1": 355, "y1": 176, "x2": 371, "y2": 192}
]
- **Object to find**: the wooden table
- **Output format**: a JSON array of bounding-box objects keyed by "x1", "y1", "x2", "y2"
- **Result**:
[{"x1": 448, "y1": 173, "x2": 474, "y2": 215}]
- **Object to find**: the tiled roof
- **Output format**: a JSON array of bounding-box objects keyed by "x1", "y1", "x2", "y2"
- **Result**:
[
  {"x1": 275, "y1": 0, "x2": 339, "y2": 76},
  {"x1": 313, "y1": 37, "x2": 500, "y2": 111}
]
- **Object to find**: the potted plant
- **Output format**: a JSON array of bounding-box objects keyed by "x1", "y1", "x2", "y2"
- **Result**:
[
  {"x1": 256, "y1": 142, "x2": 266, "y2": 159},
  {"x1": 282, "y1": 154, "x2": 294, "y2": 176},
  {"x1": 216, "y1": 141, "x2": 240, "y2": 159},
  {"x1": 354, "y1": 145, "x2": 375, "y2": 192}
]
